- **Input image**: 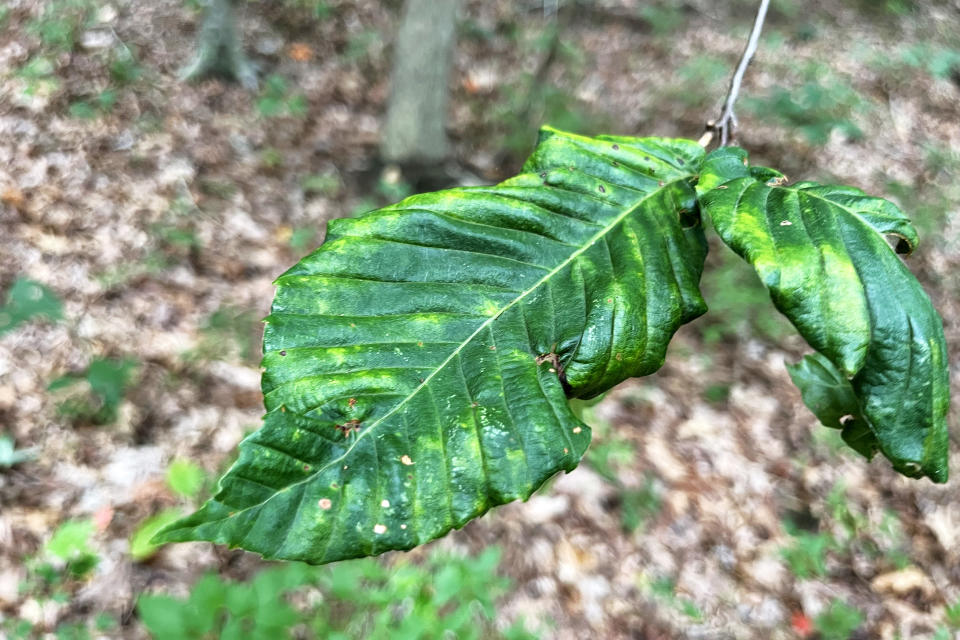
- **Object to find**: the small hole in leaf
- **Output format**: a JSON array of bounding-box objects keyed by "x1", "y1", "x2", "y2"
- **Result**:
[
  {"x1": 678, "y1": 208, "x2": 700, "y2": 229},
  {"x1": 886, "y1": 233, "x2": 914, "y2": 255},
  {"x1": 902, "y1": 462, "x2": 922, "y2": 475}
]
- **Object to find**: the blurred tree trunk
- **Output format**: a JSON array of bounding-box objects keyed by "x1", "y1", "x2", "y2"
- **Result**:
[
  {"x1": 380, "y1": 0, "x2": 462, "y2": 169},
  {"x1": 181, "y1": 0, "x2": 257, "y2": 89}
]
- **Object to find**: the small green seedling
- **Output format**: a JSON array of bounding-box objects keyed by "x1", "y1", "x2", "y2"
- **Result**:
[
  {"x1": 815, "y1": 599, "x2": 864, "y2": 640},
  {"x1": 301, "y1": 172, "x2": 341, "y2": 197},
  {"x1": 109, "y1": 46, "x2": 143, "y2": 86},
  {"x1": 15, "y1": 56, "x2": 59, "y2": 96},
  {"x1": 48, "y1": 358, "x2": 138, "y2": 425},
  {"x1": 781, "y1": 525, "x2": 832, "y2": 579},
  {"x1": 0, "y1": 278, "x2": 63, "y2": 336},
  {"x1": 0, "y1": 435, "x2": 37, "y2": 469},
  {"x1": 26, "y1": 0, "x2": 95, "y2": 52},
  {"x1": 620, "y1": 476, "x2": 663, "y2": 534},
  {"x1": 166, "y1": 459, "x2": 206, "y2": 499},
  {"x1": 68, "y1": 89, "x2": 118, "y2": 119},
  {"x1": 647, "y1": 577, "x2": 703, "y2": 622},
  {"x1": 944, "y1": 596, "x2": 960, "y2": 629},
  {"x1": 45, "y1": 519, "x2": 99, "y2": 578},
  {"x1": 256, "y1": 75, "x2": 307, "y2": 119}
]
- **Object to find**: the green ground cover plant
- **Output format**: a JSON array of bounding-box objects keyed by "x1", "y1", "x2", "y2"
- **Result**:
[
  {"x1": 137, "y1": 547, "x2": 538, "y2": 639},
  {"x1": 48, "y1": 358, "x2": 138, "y2": 425},
  {"x1": 0, "y1": 277, "x2": 63, "y2": 336}
]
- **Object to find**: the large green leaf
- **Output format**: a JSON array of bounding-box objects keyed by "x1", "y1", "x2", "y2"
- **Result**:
[
  {"x1": 155, "y1": 127, "x2": 709, "y2": 562},
  {"x1": 697, "y1": 147, "x2": 949, "y2": 482}
]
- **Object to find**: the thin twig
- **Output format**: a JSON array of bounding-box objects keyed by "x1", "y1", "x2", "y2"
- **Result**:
[{"x1": 704, "y1": 0, "x2": 771, "y2": 147}]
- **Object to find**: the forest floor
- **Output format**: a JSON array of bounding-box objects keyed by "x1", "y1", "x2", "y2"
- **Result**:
[{"x1": 1, "y1": 0, "x2": 959, "y2": 638}]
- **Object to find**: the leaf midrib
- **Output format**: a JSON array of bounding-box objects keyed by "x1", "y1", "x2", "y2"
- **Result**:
[{"x1": 214, "y1": 176, "x2": 692, "y2": 523}]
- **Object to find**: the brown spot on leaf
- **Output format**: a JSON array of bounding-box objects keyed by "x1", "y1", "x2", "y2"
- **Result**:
[
  {"x1": 612, "y1": 144, "x2": 620, "y2": 150},
  {"x1": 598, "y1": 185, "x2": 606, "y2": 193},
  {"x1": 401, "y1": 455, "x2": 414, "y2": 465},
  {"x1": 318, "y1": 498, "x2": 332, "y2": 510},
  {"x1": 334, "y1": 419, "x2": 362, "y2": 437}
]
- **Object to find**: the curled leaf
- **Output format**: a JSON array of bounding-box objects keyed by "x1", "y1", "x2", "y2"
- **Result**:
[{"x1": 699, "y1": 148, "x2": 948, "y2": 482}]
